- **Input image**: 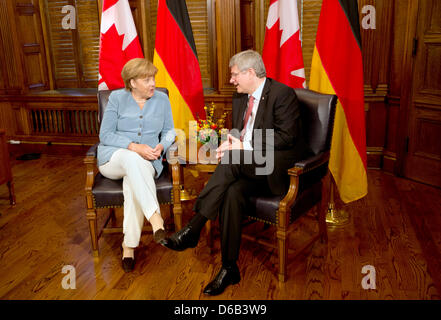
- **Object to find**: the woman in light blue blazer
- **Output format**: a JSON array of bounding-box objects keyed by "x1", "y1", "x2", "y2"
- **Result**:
[{"x1": 97, "y1": 58, "x2": 176, "y2": 272}]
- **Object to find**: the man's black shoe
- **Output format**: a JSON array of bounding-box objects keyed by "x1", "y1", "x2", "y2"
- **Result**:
[
  {"x1": 163, "y1": 225, "x2": 200, "y2": 251},
  {"x1": 203, "y1": 266, "x2": 241, "y2": 296}
]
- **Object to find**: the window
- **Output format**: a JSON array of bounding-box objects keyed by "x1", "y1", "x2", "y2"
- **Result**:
[{"x1": 44, "y1": 0, "x2": 100, "y2": 88}]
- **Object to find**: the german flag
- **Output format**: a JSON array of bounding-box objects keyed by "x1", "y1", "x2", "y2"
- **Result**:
[
  {"x1": 153, "y1": 0, "x2": 205, "y2": 135},
  {"x1": 309, "y1": 0, "x2": 367, "y2": 203}
]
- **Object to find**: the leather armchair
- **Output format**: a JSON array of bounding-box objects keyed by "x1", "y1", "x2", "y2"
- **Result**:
[
  {"x1": 241, "y1": 88, "x2": 337, "y2": 282},
  {"x1": 84, "y1": 88, "x2": 182, "y2": 257}
]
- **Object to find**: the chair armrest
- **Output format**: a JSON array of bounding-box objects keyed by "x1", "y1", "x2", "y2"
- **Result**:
[
  {"x1": 84, "y1": 143, "x2": 98, "y2": 209},
  {"x1": 86, "y1": 143, "x2": 98, "y2": 158},
  {"x1": 288, "y1": 151, "x2": 330, "y2": 177},
  {"x1": 168, "y1": 143, "x2": 178, "y2": 154},
  {"x1": 167, "y1": 142, "x2": 181, "y2": 200},
  {"x1": 278, "y1": 151, "x2": 330, "y2": 227},
  {"x1": 169, "y1": 158, "x2": 183, "y2": 229}
]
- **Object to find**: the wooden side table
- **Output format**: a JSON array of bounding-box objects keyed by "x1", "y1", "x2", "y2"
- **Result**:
[{"x1": 0, "y1": 130, "x2": 15, "y2": 205}]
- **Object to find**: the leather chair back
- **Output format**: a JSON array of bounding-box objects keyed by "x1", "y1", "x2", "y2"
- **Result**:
[
  {"x1": 97, "y1": 87, "x2": 169, "y2": 124},
  {"x1": 294, "y1": 89, "x2": 337, "y2": 156}
]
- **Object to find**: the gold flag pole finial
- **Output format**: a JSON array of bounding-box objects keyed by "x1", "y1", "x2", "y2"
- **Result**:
[
  {"x1": 326, "y1": 176, "x2": 350, "y2": 226},
  {"x1": 180, "y1": 186, "x2": 197, "y2": 201}
]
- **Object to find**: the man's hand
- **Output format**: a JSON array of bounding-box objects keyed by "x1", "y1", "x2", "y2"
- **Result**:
[{"x1": 216, "y1": 134, "x2": 243, "y2": 159}]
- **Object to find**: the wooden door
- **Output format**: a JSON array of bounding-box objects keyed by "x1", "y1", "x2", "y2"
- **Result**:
[
  {"x1": 403, "y1": 0, "x2": 441, "y2": 187},
  {"x1": 0, "y1": 129, "x2": 12, "y2": 184}
]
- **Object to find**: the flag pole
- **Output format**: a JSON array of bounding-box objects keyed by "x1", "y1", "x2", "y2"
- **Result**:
[{"x1": 326, "y1": 175, "x2": 350, "y2": 226}]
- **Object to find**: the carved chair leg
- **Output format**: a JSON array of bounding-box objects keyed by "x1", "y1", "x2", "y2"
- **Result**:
[
  {"x1": 87, "y1": 209, "x2": 99, "y2": 257},
  {"x1": 277, "y1": 227, "x2": 288, "y2": 283},
  {"x1": 163, "y1": 204, "x2": 175, "y2": 231},
  {"x1": 173, "y1": 205, "x2": 183, "y2": 231},
  {"x1": 109, "y1": 208, "x2": 116, "y2": 223},
  {"x1": 7, "y1": 181, "x2": 16, "y2": 206}
]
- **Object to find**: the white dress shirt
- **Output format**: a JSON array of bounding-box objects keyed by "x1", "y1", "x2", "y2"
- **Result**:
[{"x1": 242, "y1": 78, "x2": 266, "y2": 150}]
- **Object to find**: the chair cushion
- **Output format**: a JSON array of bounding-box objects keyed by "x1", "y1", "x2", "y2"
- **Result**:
[
  {"x1": 247, "y1": 181, "x2": 322, "y2": 225},
  {"x1": 92, "y1": 163, "x2": 173, "y2": 208}
]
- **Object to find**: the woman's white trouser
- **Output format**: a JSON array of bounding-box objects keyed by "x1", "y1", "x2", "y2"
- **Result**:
[{"x1": 99, "y1": 148, "x2": 160, "y2": 248}]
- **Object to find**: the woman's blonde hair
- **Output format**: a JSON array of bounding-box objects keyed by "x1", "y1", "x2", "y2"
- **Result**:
[{"x1": 121, "y1": 58, "x2": 158, "y2": 91}]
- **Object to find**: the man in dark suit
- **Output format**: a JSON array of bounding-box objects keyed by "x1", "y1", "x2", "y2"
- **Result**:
[{"x1": 163, "y1": 50, "x2": 309, "y2": 295}]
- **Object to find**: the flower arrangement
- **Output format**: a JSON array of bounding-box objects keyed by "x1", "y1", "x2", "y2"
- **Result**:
[{"x1": 196, "y1": 102, "x2": 227, "y2": 146}]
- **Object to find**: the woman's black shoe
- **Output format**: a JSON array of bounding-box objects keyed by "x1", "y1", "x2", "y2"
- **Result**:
[
  {"x1": 122, "y1": 257, "x2": 135, "y2": 273},
  {"x1": 121, "y1": 244, "x2": 135, "y2": 272}
]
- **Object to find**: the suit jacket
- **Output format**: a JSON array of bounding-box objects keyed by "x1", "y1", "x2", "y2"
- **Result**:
[{"x1": 231, "y1": 78, "x2": 310, "y2": 195}]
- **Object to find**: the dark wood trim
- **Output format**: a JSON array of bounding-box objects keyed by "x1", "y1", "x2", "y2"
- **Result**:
[
  {"x1": 207, "y1": 0, "x2": 217, "y2": 92},
  {"x1": 40, "y1": 0, "x2": 56, "y2": 90},
  {"x1": 396, "y1": 0, "x2": 420, "y2": 176}
]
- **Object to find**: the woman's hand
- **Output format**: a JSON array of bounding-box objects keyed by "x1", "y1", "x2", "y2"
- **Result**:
[
  {"x1": 152, "y1": 144, "x2": 164, "y2": 158},
  {"x1": 128, "y1": 143, "x2": 160, "y2": 160}
]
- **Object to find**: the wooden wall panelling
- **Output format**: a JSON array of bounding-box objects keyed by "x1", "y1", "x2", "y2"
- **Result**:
[
  {"x1": 254, "y1": 0, "x2": 265, "y2": 54},
  {"x1": 0, "y1": 34, "x2": 6, "y2": 93},
  {"x1": 358, "y1": 0, "x2": 393, "y2": 169},
  {"x1": 76, "y1": 0, "x2": 100, "y2": 88},
  {"x1": 216, "y1": 0, "x2": 241, "y2": 94},
  {"x1": 138, "y1": 0, "x2": 152, "y2": 60},
  {"x1": 395, "y1": 0, "x2": 419, "y2": 176},
  {"x1": 147, "y1": 0, "x2": 158, "y2": 60},
  {"x1": 365, "y1": 100, "x2": 387, "y2": 168},
  {"x1": 401, "y1": 0, "x2": 441, "y2": 187},
  {"x1": 0, "y1": 102, "x2": 16, "y2": 137},
  {"x1": 207, "y1": 0, "x2": 217, "y2": 92},
  {"x1": 239, "y1": 0, "x2": 255, "y2": 51},
  {"x1": 359, "y1": 0, "x2": 392, "y2": 94},
  {"x1": 187, "y1": 0, "x2": 212, "y2": 89},
  {"x1": 14, "y1": 0, "x2": 49, "y2": 91},
  {"x1": 384, "y1": 0, "x2": 411, "y2": 173},
  {"x1": 301, "y1": 0, "x2": 322, "y2": 84},
  {"x1": 0, "y1": 3, "x2": 7, "y2": 94},
  {"x1": 0, "y1": 0, "x2": 25, "y2": 94},
  {"x1": 383, "y1": 94, "x2": 400, "y2": 173},
  {"x1": 372, "y1": 0, "x2": 400, "y2": 172},
  {"x1": 128, "y1": 0, "x2": 142, "y2": 51},
  {"x1": 12, "y1": 102, "x2": 32, "y2": 135},
  {"x1": 39, "y1": 0, "x2": 54, "y2": 89}
]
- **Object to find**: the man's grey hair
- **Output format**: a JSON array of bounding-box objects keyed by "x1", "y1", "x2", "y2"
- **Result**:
[{"x1": 229, "y1": 50, "x2": 266, "y2": 78}]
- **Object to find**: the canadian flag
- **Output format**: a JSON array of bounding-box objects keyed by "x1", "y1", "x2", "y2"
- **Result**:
[
  {"x1": 98, "y1": 0, "x2": 144, "y2": 91},
  {"x1": 262, "y1": 0, "x2": 306, "y2": 88}
]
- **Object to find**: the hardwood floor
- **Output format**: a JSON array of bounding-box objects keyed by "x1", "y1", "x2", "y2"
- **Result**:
[{"x1": 0, "y1": 154, "x2": 440, "y2": 300}]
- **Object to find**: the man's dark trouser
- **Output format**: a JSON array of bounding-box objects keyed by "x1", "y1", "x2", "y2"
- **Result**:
[{"x1": 193, "y1": 150, "x2": 272, "y2": 265}]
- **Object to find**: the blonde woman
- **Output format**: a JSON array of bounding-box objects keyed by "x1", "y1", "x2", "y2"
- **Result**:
[{"x1": 97, "y1": 58, "x2": 176, "y2": 272}]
